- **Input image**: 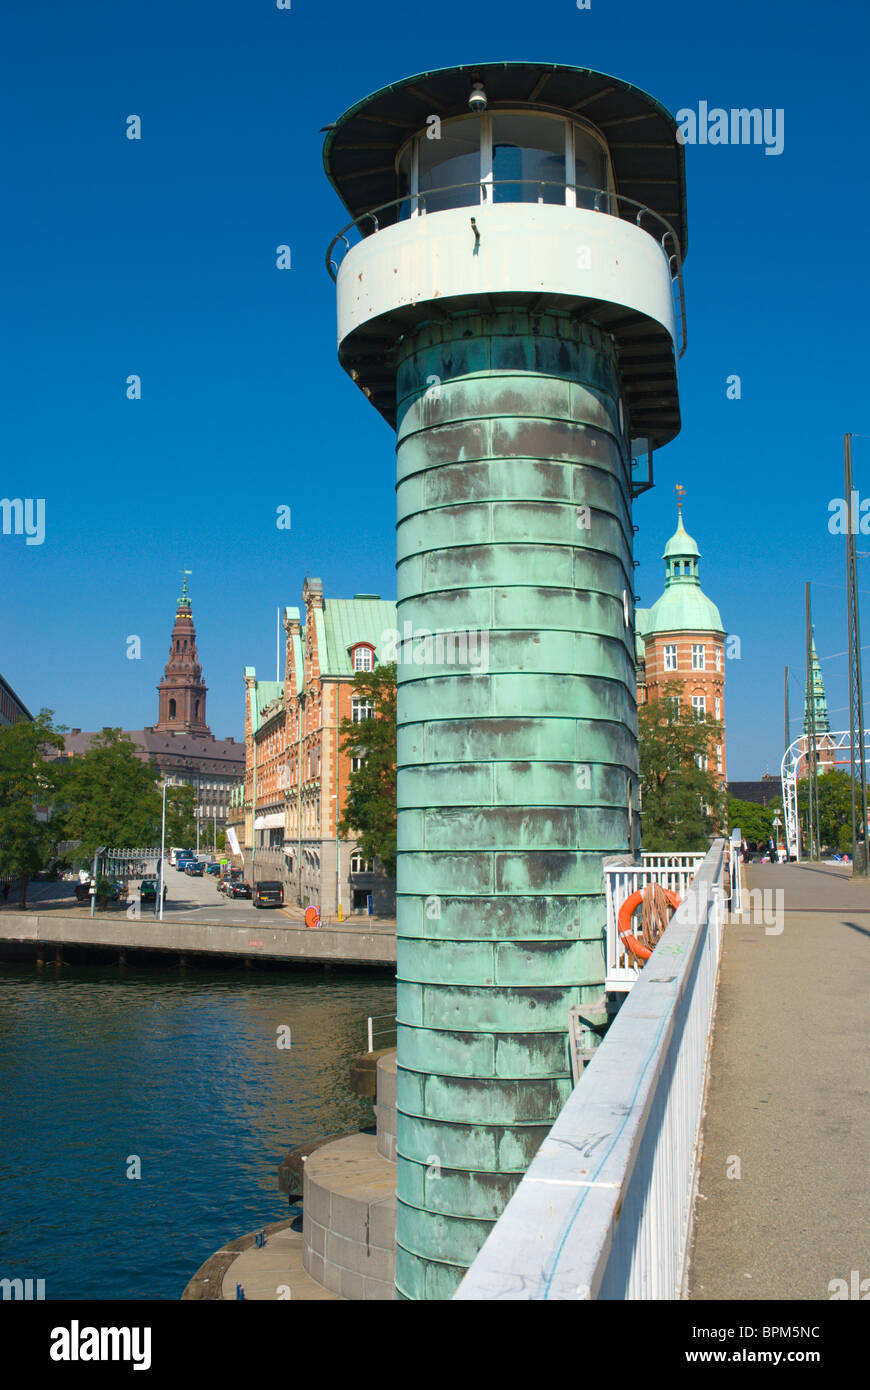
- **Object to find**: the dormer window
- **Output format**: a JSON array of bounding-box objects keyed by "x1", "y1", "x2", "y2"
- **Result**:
[{"x1": 351, "y1": 643, "x2": 375, "y2": 672}]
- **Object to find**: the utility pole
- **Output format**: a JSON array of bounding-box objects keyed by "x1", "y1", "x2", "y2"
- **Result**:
[
  {"x1": 805, "y1": 583, "x2": 820, "y2": 861},
  {"x1": 784, "y1": 666, "x2": 790, "y2": 758},
  {"x1": 845, "y1": 433, "x2": 869, "y2": 873}
]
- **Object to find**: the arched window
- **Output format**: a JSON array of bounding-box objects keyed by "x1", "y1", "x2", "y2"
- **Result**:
[
  {"x1": 351, "y1": 644, "x2": 374, "y2": 672},
  {"x1": 194, "y1": 699, "x2": 200, "y2": 719},
  {"x1": 168, "y1": 699, "x2": 176, "y2": 720}
]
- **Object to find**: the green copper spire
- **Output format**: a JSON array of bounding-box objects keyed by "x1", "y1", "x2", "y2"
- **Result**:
[
  {"x1": 642, "y1": 506, "x2": 724, "y2": 636},
  {"x1": 178, "y1": 568, "x2": 192, "y2": 610},
  {"x1": 804, "y1": 633, "x2": 830, "y2": 734}
]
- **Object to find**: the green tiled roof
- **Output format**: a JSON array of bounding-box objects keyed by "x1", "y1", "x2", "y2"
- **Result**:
[
  {"x1": 635, "y1": 608, "x2": 651, "y2": 662},
  {"x1": 663, "y1": 514, "x2": 700, "y2": 560},
  {"x1": 637, "y1": 510, "x2": 725, "y2": 644},
  {"x1": 247, "y1": 678, "x2": 283, "y2": 734},
  {"x1": 318, "y1": 596, "x2": 398, "y2": 676},
  {"x1": 645, "y1": 587, "x2": 724, "y2": 636}
]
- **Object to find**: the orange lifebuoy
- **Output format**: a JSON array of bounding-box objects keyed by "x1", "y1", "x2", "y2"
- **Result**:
[
  {"x1": 617, "y1": 887, "x2": 681, "y2": 962},
  {"x1": 304, "y1": 905, "x2": 321, "y2": 930}
]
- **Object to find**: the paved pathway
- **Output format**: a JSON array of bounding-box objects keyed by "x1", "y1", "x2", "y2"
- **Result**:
[{"x1": 687, "y1": 862, "x2": 870, "y2": 1300}]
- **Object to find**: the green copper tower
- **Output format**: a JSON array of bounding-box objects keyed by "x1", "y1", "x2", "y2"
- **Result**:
[
  {"x1": 803, "y1": 633, "x2": 830, "y2": 735},
  {"x1": 323, "y1": 62, "x2": 688, "y2": 1299}
]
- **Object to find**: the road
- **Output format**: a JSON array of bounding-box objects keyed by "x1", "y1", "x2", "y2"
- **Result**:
[
  {"x1": 6, "y1": 868, "x2": 290, "y2": 928},
  {"x1": 7, "y1": 867, "x2": 393, "y2": 933}
]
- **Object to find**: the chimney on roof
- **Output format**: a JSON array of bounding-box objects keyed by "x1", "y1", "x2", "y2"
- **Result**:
[{"x1": 302, "y1": 577, "x2": 324, "y2": 611}]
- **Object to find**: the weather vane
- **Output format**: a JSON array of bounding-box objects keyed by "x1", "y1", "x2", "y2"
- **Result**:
[{"x1": 675, "y1": 482, "x2": 686, "y2": 514}]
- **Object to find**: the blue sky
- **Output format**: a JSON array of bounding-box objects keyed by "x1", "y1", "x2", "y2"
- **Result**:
[{"x1": 2, "y1": 0, "x2": 868, "y2": 778}]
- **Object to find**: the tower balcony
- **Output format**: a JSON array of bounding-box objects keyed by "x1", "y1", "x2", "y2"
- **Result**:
[{"x1": 327, "y1": 183, "x2": 685, "y2": 448}]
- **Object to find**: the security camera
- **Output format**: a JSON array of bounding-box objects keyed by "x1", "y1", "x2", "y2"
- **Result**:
[{"x1": 468, "y1": 82, "x2": 487, "y2": 113}]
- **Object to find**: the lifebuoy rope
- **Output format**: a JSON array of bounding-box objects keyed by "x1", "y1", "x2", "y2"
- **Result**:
[{"x1": 618, "y1": 882, "x2": 681, "y2": 964}]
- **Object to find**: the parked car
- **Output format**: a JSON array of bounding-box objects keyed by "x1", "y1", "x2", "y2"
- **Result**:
[
  {"x1": 227, "y1": 880, "x2": 252, "y2": 899},
  {"x1": 217, "y1": 869, "x2": 243, "y2": 893},
  {"x1": 74, "y1": 878, "x2": 123, "y2": 904},
  {"x1": 253, "y1": 881, "x2": 284, "y2": 909},
  {"x1": 184, "y1": 861, "x2": 205, "y2": 876},
  {"x1": 205, "y1": 863, "x2": 223, "y2": 877},
  {"x1": 140, "y1": 878, "x2": 168, "y2": 904}
]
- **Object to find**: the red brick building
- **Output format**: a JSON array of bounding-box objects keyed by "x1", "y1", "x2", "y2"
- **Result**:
[
  {"x1": 242, "y1": 578, "x2": 397, "y2": 913},
  {"x1": 60, "y1": 579, "x2": 244, "y2": 841},
  {"x1": 636, "y1": 509, "x2": 727, "y2": 782}
]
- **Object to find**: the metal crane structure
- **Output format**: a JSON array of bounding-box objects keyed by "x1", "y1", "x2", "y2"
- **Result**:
[{"x1": 781, "y1": 729, "x2": 870, "y2": 860}]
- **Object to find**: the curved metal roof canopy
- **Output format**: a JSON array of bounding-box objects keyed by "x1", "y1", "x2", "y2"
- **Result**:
[{"x1": 322, "y1": 61, "x2": 688, "y2": 255}]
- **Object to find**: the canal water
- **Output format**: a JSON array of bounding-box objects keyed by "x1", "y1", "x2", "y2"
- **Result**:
[{"x1": 0, "y1": 960, "x2": 395, "y2": 1300}]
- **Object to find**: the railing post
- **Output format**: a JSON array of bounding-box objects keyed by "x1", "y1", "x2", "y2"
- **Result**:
[{"x1": 367, "y1": 1016, "x2": 374, "y2": 1053}]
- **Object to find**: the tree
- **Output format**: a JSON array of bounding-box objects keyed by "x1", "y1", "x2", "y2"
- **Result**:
[
  {"x1": 0, "y1": 710, "x2": 66, "y2": 908},
  {"x1": 57, "y1": 729, "x2": 167, "y2": 857},
  {"x1": 165, "y1": 784, "x2": 196, "y2": 848},
  {"x1": 726, "y1": 795, "x2": 778, "y2": 844},
  {"x1": 638, "y1": 683, "x2": 725, "y2": 851},
  {"x1": 797, "y1": 769, "x2": 853, "y2": 852},
  {"x1": 338, "y1": 663, "x2": 397, "y2": 877}
]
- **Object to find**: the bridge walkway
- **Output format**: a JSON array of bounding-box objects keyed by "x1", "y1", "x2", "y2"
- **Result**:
[{"x1": 687, "y1": 862, "x2": 870, "y2": 1300}]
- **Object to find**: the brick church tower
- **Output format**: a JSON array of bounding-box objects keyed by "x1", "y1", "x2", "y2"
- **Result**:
[
  {"x1": 636, "y1": 502, "x2": 727, "y2": 781},
  {"x1": 155, "y1": 572, "x2": 210, "y2": 734}
]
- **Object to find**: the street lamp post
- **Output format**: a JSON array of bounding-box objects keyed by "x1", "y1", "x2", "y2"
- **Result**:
[
  {"x1": 89, "y1": 845, "x2": 107, "y2": 919},
  {"x1": 158, "y1": 777, "x2": 180, "y2": 922}
]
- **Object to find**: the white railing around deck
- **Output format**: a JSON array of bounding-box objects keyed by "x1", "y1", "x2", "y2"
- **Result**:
[
  {"x1": 640, "y1": 852, "x2": 706, "y2": 872},
  {"x1": 455, "y1": 839, "x2": 726, "y2": 1302},
  {"x1": 728, "y1": 830, "x2": 743, "y2": 916},
  {"x1": 605, "y1": 852, "x2": 706, "y2": 992}
]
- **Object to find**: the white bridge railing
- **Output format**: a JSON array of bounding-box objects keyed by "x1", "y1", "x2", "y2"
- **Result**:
[
  {"x1": 455, "y1": 839, "x2": 727, "y2": 1302},
  {"x1": 604, "y1": 851, "x2": 706, "y2": 992}
]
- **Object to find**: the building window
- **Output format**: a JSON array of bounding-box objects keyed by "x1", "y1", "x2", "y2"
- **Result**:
[
  {"x1": 352, "y1": 698, "x2": 374, "y2": 723},
  {"x1": 269, "y1": 828, "x2": 282, "y2": 848},
  {"x1": 715, "y1": 697, "x2": 721, "y2": 720},
  {"x1": 397, "y1": 111, "x2": 615, "y2": 217},
  {"x1": 717, "y1": 745, "x2": 723, "y2": 771},
  {"x1": 350, "y1": 853, "x2": 372, "y2": 873},
  {"x1": 692, "y1": 644, "x2": 705, "y2": 671},
  {"x1": 664, "y1": 644, "x2": 677, "y2": 672},
  {"x1": 352, "y1": 645, "x2": 374, "y2": 672},
  {"x1": 695, "y1": 753, "x2": 708, "y2": 771},
  {"x1": 715, "y1": 646, "x2": 722, "y2": 671},
  {"x1": 667, "y1": 696, "x2": 680, "y2": 719},
  {"x1": 692, "y1": 695, "x2": 706, "y2": 717},
  {"x1": 168, "y1": 699, "x2": 176, "y2": 720},
  {"x1": 351, "y1": 755, "x2": 365, "y2": 772}
]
